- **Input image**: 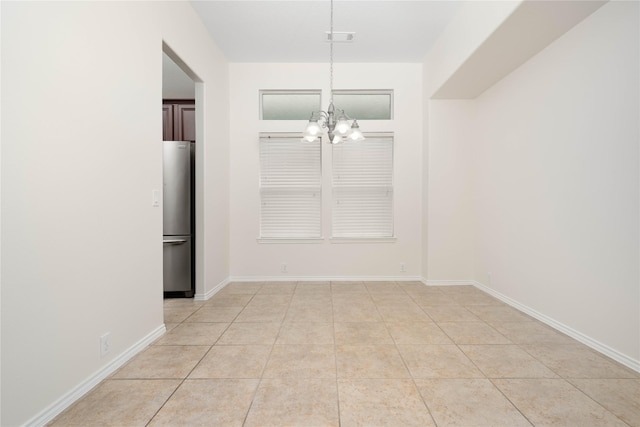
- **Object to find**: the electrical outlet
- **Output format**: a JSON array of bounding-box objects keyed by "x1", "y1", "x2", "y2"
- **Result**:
[
  {"x1": 400, "y1": 263, "x2": 406, "y2": 273},
  {"x1": 100, "y1": 333, "x2": 111, "y2": 358},
  {"x1": 281, "y1": 263, "x2": 288, "y2": 273}
]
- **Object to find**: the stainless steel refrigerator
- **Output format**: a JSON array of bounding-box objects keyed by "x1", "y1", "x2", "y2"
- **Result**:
[{"x1": 163, "y1": 141, "x2": 195, "y2": 298}]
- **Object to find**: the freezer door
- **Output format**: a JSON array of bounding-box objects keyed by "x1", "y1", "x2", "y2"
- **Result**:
[
  {"x1": 163, "y1": 141, "x2": 191, "y2": 235},
  {"x1": 163, "y1": 236, "x2": 192, "y2": 292}
]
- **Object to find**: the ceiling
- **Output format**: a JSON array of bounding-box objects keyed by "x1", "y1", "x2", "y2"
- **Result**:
[{"x1": 189, "y1": 1, "x2": 463, "y2": 63}]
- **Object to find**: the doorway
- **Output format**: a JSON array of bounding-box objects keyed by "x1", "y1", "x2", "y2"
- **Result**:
[{"x1": 162, "y1": 44, "x2": 201, "y2": 299}]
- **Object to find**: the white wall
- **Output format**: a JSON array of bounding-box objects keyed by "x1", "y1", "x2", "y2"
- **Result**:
[
  {"x1": 423, "y1": 0, "x2": 521, "y2": 98},
  {"x1": 425, "y1": 0, "x2": 639, "y2": 367},
  {"x1": 470, "y1": 0, "x2": 639, "y2": 366},
  {"x1": 229, "y1": 63, "x2": 423, "y2": 279},
  {"x1": 162, "y1": 52, "x2": 195, "y2": 99},
  {"x1": 0, "y1": 2, "x2": 229, "y2": 425},
  {"x1": 424, "y1": 99, "x2": 475, "y2": 282}
]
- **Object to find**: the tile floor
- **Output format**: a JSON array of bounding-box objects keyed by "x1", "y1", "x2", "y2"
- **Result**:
[{"x1": 50, "y1": 281, "x2": 640, "y2": 426}]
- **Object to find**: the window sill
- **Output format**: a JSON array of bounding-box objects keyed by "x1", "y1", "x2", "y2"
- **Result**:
[
  {"x1": 330, "y1": 237, "x2": 397, "y2": 244},
  {"x1": 257, "y1": 238, "x2": 324, "y2": 244}
]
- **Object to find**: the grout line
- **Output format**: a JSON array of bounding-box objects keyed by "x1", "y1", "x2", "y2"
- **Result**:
[{"x1": 241, "y1": 284, "x2": 296, "y2": 426}]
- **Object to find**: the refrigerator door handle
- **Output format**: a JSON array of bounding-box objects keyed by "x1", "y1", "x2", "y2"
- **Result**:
[{"x1": 163, "y1": 239, "x2": 188, "y2": 244}]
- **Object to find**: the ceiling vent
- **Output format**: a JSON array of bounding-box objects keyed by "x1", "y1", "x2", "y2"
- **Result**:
[{"x1": 325, "y1": 31, "x2": 355, "y2": 42}]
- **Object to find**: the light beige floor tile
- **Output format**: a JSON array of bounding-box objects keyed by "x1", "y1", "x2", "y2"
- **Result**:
[
  {"x1": 405, "y1": 286, "x2": 445, "y2": 296},
  {"x1": 163, "y1": 306, "x2": 199, "y2": 324},
  {"x1": 290, "y1": 293, "x2": 332, "y2": 305},
  {"x1": 370, "y1": 292, "x2": 415, "y2": 305},
  {"x1": 162, "y1": 298, "x2": 204, "y2": 307},
  {"x1": 438, "y1": 322, "x2": 511, "y2": 344},
  {"x1": 185, "y1": 306, "x2": 243, "y2": 323},
  {"x1": 454, "y1": 293, "x2": 504, "y2": 306},
  {"x1": 294, "y1": 282, "x2": 332, "y2": 294},
  {"x1": 164, "y1": 322, "x2": 179, "y2": 333},
  {"x1": 332, "y1": 293, "x2": 374, "y2": 305},
  {"x1": 398, "y1": 280, "x2": 427, "y2": 287},
  {"x1": 338, "y1": 379, "x2": 435, "y2": 427},
  {"x1": 285, "y1": 301, "x2": 333, "y2": 322},
  {"x1": 376, "y1": 303, "x2": 432, "y2": 322},
  {"x1": 460, "y1": 345, "x2": 558, "y2": 378},
  {"x1": 569, "y1": 378, "x2": 640, "y2": 427},
  {"x1": 112, "y1": 346, "x2": 209, "y2": 379},
  {"x1": 422, "y1": 305, "x2": 480, "y2": 322},
  {"x1": 415, "y1": 379, "x2": 531, "y2": 427},
  {"x1": 466, "y1": 304, "x2": 533, "y2": 323},
  {"x1": 522, "y1": 344, "x2": 639, "y2": 378},
  {"x1": 246, "y1": 294, "x2": 292, "y2": 306},
  {"x1": 333, "y1": 301, "x2": 382, "y2": 322},
  {"x1": 244, "y1": 378, "x2": 339, "y2": 427},
  {"x1": 217, "y1": 322, "x2": 281, "y2": 345},
  {"x1": 397, "y1": 345, "x2": 484, "y2": 379},
  {"x1": 337, "y1": 345, "x2": 410, "y2": 378},
  {"x1": 364, "y1": 281, "x2": 402, "y2": 293},
  {"x1": 334, "y1": 322, "x2": 394, "y2": 345},
  {"x1": 276, "y1": 322, "x2": 334, "y2": 344},
  {"x1": 436, "y1": 285, "x2": 479, "y2": 295},
  {"x1": 189, "y1": 345, "x2": 271, "y2": 378},
  {"x1": 148, "y1": 379, "x2": 259, "y2": 427},
  {"x1": 263, "y1": 345, "x2": 336, "y2": 378},
  {"x1": 153, "y1": 322, "x2": 228, "y2": 346},
  {"x1": 50, "y1": 379, "x2": 180, "y2": 427},
  {"x1": 219, "y1": 282, "x2": 263, "y2": 294},
  {"x1": 386, "y1": 322, "x2": 453, "y2": 345},
  {"x1": 492, "y1": 321, "x2": 574, "y2": 344},
  {"x1": 204, "y1": 294, "x2": 253, "y2": 307},
  {"x1": 163, "y1": 298, "x2": 205, "y2": 309},
  {"x1": 494, "y1": 378, "x2": 627, "y2": 426},
  {"x1": 256, "y1": 282, "x2": 297, "y2": 294},
  {"x1": 412, "y1": 294, "x2": 460, "y2": 306},
  {"x1": 331, "y1": 282, "x2": 367, "y2": 293},
  {"x1": 234, "y1": 304, "x2": 288, "y2": 323}
]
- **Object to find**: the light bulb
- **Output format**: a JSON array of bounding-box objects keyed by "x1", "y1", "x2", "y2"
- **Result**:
[{"x1": 331, "y1": 134, "x2": 343, "y2": 144}]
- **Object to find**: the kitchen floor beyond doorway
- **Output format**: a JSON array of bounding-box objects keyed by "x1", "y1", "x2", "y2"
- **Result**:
[{"x1": 50, "y1": 281, "x2": 639, "y2": 426}]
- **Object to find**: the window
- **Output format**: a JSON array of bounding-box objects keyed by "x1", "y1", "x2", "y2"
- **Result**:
[
  {"x1": 332, "y1": 134, "x2": 394, "y2": 238},
  {"x1": 259, "y1": 134, "x2": 322, "y2": 239},
  {"x1": 260, "y1": 90, "x2": 321, "y2": 120},
  {"x1": 332, "y1": 90, "x2": 393, "y2": 120}
]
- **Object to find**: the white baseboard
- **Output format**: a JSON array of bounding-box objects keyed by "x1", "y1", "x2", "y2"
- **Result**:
[
  {"x1": 424, "y1": 279, "x2": 477, "y2": 287},
  {"x1": 26, "y1": 324, "x2": 166, "y2": 427},
  {"x1": 227, "y1": 275, "x2": 424, "y2": 283},
  {"x1": 195, "y1": 278, "x2": 230, "y2": 301},
  {"x1": 472, "y1": 280, "x2": 640, "y2": 373}
]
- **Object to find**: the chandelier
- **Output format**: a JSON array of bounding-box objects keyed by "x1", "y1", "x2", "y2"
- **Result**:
[{"x1": 302, "y1": 0, "x2": 365, "y2": 144}]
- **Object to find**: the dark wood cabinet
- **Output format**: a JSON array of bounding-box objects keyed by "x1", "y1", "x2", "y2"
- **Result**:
[{"x1": 163, "y1": 101, "x2": 195, "y2": 141}]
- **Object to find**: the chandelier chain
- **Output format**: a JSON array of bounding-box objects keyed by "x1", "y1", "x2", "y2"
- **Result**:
[{"x1": 329, "y1": 0, "x2": 333, "y2": 104}]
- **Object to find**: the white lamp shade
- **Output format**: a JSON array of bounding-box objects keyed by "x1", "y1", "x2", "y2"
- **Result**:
[
  {"x1": 303, "y1": 120, "x2": 321, "y2": 137},
  {"x1": 349, "y1": 121, "x2": 365, "y2": 141},
  {"x1": 302, "y1": 135, "x2": 319, "y2": 143},
  {"x1": 335, "y1": 118, "x2": 350, "y2": 135},
  {"x1": 331, "y1": 134, "x2": 343, "y2": 144}
]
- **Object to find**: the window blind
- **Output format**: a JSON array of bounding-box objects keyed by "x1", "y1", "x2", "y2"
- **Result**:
[
  {"x1": 259, "y1": 135, "x2": 322, "y2": 238},
  {"x1": 332, "y1": 135, "x2": 394, "y2": 238}
]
